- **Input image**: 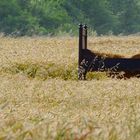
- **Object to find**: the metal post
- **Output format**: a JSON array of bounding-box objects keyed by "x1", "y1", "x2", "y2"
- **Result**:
[
  {"x1": 78, "y1": 24, "x2": 83, "y2": 80},
  {"x1": 83, "y1": 24, "x2": 87, "y2": 50},
  {"x1": 78, "y1": 24, "x2": 88, "y2": 80},
  {"x1": 78, "y1": 24, "x2": 83, "y2": 67}
]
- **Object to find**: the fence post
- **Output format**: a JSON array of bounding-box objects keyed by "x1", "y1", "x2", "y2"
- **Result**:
[
  {"x1": 78, "y1": 24, "x2": 88, "y2": 80},
  {"x1": 83, "y1": 24, "x2": 87, "y2": 50},
  {"x1": 78, "y1": 24, "x2": 83, "y2": 67},
  {"x1": 78, "y1": 24, "x2": 83, "y2": 80}
]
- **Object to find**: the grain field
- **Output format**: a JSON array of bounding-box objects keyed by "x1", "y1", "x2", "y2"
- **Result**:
[{"x1": 0, "y1": 36, "x2": 140, "y2": 140}]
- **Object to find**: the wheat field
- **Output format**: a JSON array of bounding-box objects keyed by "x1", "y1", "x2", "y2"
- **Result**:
[{"x1": 0, "y1": 36, "x2": 140, "y2": 140}]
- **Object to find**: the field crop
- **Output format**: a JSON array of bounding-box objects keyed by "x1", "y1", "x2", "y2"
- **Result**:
[{"x1": 0, "y1": 36, "x2": 140, "y2": 140}]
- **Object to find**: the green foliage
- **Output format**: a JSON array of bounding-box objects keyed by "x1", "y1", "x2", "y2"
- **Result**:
[
  {"x1": 1, "y1": 62, "x2": 78, "y2": 80},
  {"x1": 1, "y1": 62, "x2": 109, "y2": 80},
  {"x1": 1, "y1": 0, "x2": 140, "y2": 35},
  {"x1": 109, "y1": 0, "x2": 140, "y2": 34}
]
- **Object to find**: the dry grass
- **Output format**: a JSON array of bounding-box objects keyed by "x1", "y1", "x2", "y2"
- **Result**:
[
  {"x1": 88, "y1": 36, "x2": 140, "y2": 58},
  {"x1": 0, "y1": 36, "x2": 140, "y2": 140}
]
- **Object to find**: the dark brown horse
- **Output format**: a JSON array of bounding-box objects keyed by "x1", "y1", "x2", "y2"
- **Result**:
[
  {"x1": 79, "y1": 49, "x2": 140, "y2": 79},
  {"x1": 78, "y1": 24, "x2": 140, "y2": 80}
]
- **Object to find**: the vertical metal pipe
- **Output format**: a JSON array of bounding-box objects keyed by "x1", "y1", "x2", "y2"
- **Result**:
[
  {"x1": 78, "y1": 24, "x2": 83, "y2": 80},
  {"x1": 82, "y1": 27, "x2": 85, "y2": 50},
  {"x1": 83, "y1": 24, "x2": 87, "y2": 50},
  {"x1": 78, "y1": 24, "x2": 88, "y2": 80},
  {"x1": 78, "y1": 24, "x2": 83, "y2": 67}
]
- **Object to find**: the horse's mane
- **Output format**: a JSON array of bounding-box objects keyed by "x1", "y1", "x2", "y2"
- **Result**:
[
  {"x1": 90, "y1": 50, "x2": 125, "y2": 58},
  {"x1": 90, "y1": 50, "x2": 140, "y2": 59},
  {"x1": 131, "y1": 54, "x2": 140, "y2": 58}
]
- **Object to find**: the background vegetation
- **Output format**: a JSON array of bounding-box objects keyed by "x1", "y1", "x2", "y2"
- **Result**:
[{"x1": 1, "y1": 0, "x2": 140, "y2": 36}]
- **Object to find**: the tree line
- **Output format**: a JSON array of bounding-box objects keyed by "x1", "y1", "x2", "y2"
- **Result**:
[{"x1": 0, "y1": 0, "x2": 140, "y2": 36}]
